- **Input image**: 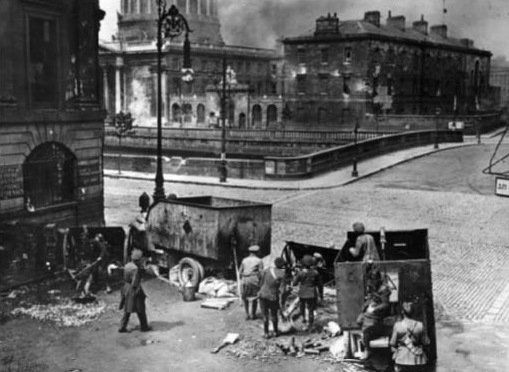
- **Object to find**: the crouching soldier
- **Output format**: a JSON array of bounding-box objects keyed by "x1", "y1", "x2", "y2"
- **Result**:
[{"x1": 118, "y1": 249, "x2": 151, "y2": 333}]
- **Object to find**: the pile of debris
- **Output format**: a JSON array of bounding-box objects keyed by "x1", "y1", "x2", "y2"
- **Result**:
[{"x1": 10, "y1": 292, "x2": 110, "y2": 327}]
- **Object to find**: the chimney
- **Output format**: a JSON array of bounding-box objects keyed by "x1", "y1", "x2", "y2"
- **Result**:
[
  {"x1": 364, "y1": 11, "x2": 381, "y2": 27},
  {"x1": 430, "y1": 25, "x2": 448, "y2": 38},
  {"x1": 413, "y1": 15, "x2": 428, "y2": 35},
  {"x1": 315, "y1": 13, "x2": 339, "y2": 35},
  {"x1": 460, "y1": 38, "x2": 474, "y2": 48},
  {"x1": 387, "y1": 12, "x2": 406, "y2": 31}
]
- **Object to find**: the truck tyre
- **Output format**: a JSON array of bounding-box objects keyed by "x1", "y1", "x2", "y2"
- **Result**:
[
  {"x1": 178, "y1": 258, "x2": 202, "y2": 288},
  {"x1": 196, "y1": 260, "x2": 205, "y2": 285}
]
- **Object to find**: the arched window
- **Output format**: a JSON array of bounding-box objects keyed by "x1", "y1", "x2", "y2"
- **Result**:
[
  {"x1": 23, "y1": 142, "x2": 77, "y2": 208},
  {"x1": 267, "y1": 104, "x2": 277, "y2": 127},
  {"x1": 197, "y1": 103, "x2": 205, "y2": 124},
  {"x1": 183, "y1": 103, "x2": 193, "y2": 122},
  {"x1": 239, "y1": 113, "x2": 246, "y2": 128},
  {"x1": 172, "y1": 103, "x2": 181, "y2": 123},
  {"x1": 252, "y1": 104, "x2": 262, "y2": 127},
  {"x1": 227, "y1": 99, "x2": 235, "y2": 126}
]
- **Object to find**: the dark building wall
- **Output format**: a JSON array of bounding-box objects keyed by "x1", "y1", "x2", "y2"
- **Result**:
[{"x1": 0, "y1": 0, "x2": 106, "y2": 227}]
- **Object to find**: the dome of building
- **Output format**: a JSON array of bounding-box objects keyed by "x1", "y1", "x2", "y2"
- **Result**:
[{"x1": 118, "y1": 0, "x2": 224, "y2": 45}]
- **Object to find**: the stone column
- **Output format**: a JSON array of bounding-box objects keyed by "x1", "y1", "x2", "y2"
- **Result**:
[
  {"x1": 115, "y1": 57, "x2": 124, "y2": 114},
  {"x1": 185, "y1": 0, "x2": 190, "y2": 13},
  {"x1": 206, "y1": 0, "x2": 210, "y2": 16},
  {"x1": 197, "y1": 0, "x2": 201, "y2": 15},
  {"x1": 102, "y1": 66, "x2": 109, "y2": 111}
]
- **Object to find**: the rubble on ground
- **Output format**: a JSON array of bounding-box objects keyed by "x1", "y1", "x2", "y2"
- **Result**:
[{"x1": 10, "y1": 292, "x2": 111, "y2": 327}]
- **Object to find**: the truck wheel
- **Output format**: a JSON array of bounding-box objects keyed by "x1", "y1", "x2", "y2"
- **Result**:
[
  {"x1": 178, "y1": 258, "x2": 202, "y2": 288},
  {"x1": 196, "y1": 260, "x2": 205, "y2": 285}
]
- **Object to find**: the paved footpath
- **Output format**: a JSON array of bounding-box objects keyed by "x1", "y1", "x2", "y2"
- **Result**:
[{"x1": 105, "y1": 140, "x2": 479, "y2": 190}]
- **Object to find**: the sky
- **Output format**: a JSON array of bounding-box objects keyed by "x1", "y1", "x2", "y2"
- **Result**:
[{"x1": 99, "y1": 0, "x2": 509, "y2": 59}]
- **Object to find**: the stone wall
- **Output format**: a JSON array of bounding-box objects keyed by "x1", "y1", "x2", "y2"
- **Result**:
[
  {"x1": 0, "y1": 111, "x2": 106, "y2": 227},
  {"x1": 105, "y1": 154, "x2": 265, "y2": 180}
]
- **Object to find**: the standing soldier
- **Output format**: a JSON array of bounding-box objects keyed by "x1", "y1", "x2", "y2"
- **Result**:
[
  {"x1": 239, "y1": 245, "x2": 263, "y2": 320},
  {"x1": 349, "y1": 222, "x2": 380, "y2": 262},
  {"x1": 90, "y1": 233, "x2": 112, "y2": 293},
  {"x1": 292, "y1": 254, "x2": 322, "y2": 331},
  {"x1": 258, "y1": 257, "x2": 287, "y2": 338},
  {"x1": 118, "y1": 249, "x2": 151, "y2": 333}
]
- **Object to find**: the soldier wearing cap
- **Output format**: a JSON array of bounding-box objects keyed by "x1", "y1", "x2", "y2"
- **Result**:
[
  {"x1": 239, "y1": 245, "x2": 263, "y2": 320},
  {"x1": 118, "y1": 249, "x2": 151, "y2": 333},
  {"x1": 292, "y1": 254, "x2": 322, "y2": 331}
]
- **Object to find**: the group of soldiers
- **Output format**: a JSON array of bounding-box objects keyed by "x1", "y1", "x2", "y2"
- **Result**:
[
  {"x1": 70, "y1": 217, "x2": 429, "y2": 369},
  {"x1": 238, "y1": 222, "x2": 429, "y2": 370}
]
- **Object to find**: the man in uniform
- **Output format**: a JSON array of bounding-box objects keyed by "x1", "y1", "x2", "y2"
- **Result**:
[
  {"x1": 347, "y1": 222, "x2": 380, "y2": 262},
  {"x1": 118, "y1": 249, "x2": 151, "y2": 333},
  {"x1": 239, "y1": 245, "x2": 263, "y2": 320}
]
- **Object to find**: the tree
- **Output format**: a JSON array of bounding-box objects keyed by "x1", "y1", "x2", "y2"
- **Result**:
[{"x1": 113, "y1": 112, "x2": 136, "y2": 174}]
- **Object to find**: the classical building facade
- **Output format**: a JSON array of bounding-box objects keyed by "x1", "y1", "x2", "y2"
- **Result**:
[
  {"x1": 100, "y1": 0, "x2": 283, "y2": 129},
  {"x1": 0, "y1": 0, "x2": 106, "y2": 227},
  {"x1": 282, "y1": 11, "x2": 495, "y2": 130}
]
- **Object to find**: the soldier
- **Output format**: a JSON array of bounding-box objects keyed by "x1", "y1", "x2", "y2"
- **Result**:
[
  {"x1": 239, "y1": 245, "x2": 263, "y2": 320},
  {"x1": 118, "y1": 249, "x2": 151, "y2": 333},
  {"x1": 258, "y1": 257, "x2": 287, "y2": 338},
  {"x1": 348, "y1": 222, "x2": 380, "y2": 262},
  {"x1": 292, "y1": 255, "x2": 322, "y2": 331}
]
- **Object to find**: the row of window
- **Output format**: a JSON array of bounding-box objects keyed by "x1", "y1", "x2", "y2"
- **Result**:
[
  {"x1": 168, "y1": 78, "x2": 276, "y2": 95},
  {"x1": 169, "y1": 102, "x2": 278, "y2": 127},
  {"x1": 298, "y1": 47, "x2": 353, "y2": 64},
  {"x1": 122, "y1": 0, "x2": 217, "y2": 16},
  {"x1": 170, "y1": 58, "x2": 271, "y2": 76}
]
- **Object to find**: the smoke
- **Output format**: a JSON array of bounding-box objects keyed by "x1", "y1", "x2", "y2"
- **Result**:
[
  {"x1": 99, "y1": 0, "x2": 509, "y2": 58},
  {"x1": 218, "y1": 0, "x2": 509, "y2": 57}
]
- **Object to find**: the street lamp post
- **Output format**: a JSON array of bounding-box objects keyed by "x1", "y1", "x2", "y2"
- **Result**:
[
  {"x1": 352, "y1": 118, "x2": 359, "y2": 177},
  {"x1": 209, "y1": 54, "x2": 236, "y2": 183},
  {"x1": 219, "y1": 55, "x2": 227, "y2": 182},
  {"x1": 434, "y1": 107, "x2": 441, "y2": 149},
  {"x1": 153, "y1": 1, "x2": 191, "y2": 203}
]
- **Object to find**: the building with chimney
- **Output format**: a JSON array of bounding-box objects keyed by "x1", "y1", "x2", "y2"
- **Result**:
[
  {"x1": 282, "y1": 11, "x2": 496, "y2": 130},
  {"x1": 100, "y1": 0, "x2": 283, "y2": 129}
]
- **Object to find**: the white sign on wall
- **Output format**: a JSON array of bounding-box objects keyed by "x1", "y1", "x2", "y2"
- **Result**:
[{"x1": 495, "y1": 177, "x2": 509, "y2": 197}]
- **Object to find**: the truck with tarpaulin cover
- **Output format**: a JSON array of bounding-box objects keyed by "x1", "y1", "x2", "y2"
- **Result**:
[{"x1": 128, "y1": 196, "x2": 272, "y2": 288}]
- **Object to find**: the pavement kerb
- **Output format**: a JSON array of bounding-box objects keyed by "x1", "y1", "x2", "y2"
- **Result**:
[
  {"x1": 341, "y1": 142, "x2": 478, "y2": 186},
  {"x1": 104, "y1": 142, "x2": 477, "y2": 191}
]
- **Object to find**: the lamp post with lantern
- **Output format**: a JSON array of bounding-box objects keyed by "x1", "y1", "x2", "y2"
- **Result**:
[
  {"x1": 434, "y1": 106, "x2": 441, "y2": 149},
  {"x1": 153, "y1": 1, "x2": 192, "y2": 202},
  {"x1": 209, "y1": 53, "x2": 237, "y2": 183}
]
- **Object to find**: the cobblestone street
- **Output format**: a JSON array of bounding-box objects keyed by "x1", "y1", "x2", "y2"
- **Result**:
[
  {"x1": 101, "y1": 142, "x2": 509, "y2": 371},
  {"x1": 106, "y1": 143, "x2": 509, "y2": 325}
]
